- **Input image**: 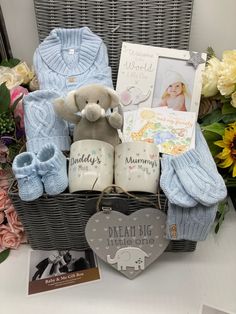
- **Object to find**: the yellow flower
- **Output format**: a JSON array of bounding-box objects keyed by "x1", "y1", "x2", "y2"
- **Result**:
[
  {"x1": 222, "y1": 50, "x2": 236, "y2": 63},
  {"x1": 215, "y1": 122, "x2": 236, "y2": 177},
  {"x1": 12, "y1": 62, "x2": 34, "y2": 84},
  {"x1": 217, "y1": 50, "x2": 236, "y2": 96},
  {"x1": 201, "y1": 57, "x2": 221, "y2": 97}
]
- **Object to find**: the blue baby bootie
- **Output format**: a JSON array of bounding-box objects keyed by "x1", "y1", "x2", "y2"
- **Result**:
[
  {"x1": 37, "y1": 144, "x2": 68, "y2": 195},
  {"x1": 12, "y1": 152, "x2": 43, "y2": 201}
]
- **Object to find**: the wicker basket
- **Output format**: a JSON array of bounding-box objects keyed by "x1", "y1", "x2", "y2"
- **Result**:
[
  {"x1": 9, "y1": 0, "x2": 197, "y2": 253},
  {"x1": 33, "y1": 0, "x2": 194, "y2": 84},
  {"x1": 9, "y1": 184, "x2": 197, "y2": 252}
]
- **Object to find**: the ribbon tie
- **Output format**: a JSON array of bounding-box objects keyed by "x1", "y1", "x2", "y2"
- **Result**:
[
  {"x1": 38, "y1": 166, "x2": 58, "y2": 183},
  {"x1": 15, "y1": 169, "x2": 37, "y2": 182}
]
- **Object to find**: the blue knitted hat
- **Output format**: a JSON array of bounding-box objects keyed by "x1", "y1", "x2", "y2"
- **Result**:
[{"x1": 23, "y1": 90, "x2": 71, "y2": 153}]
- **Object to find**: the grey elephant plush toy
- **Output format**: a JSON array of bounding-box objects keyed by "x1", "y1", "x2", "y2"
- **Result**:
[{"x1": 53, "y1": 84, "x2": 123, "y2": 146}]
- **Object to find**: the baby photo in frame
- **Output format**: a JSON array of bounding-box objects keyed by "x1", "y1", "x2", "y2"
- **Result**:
[
  {"x1": 116, "y1": 43, "x2": 206, "y2": 115},
  {"x1": 152, "y1": 58, "x2": 194, "y2": 111},
  {"x1": 152, "y1": 47, "x2": 207, "y2": 114}
]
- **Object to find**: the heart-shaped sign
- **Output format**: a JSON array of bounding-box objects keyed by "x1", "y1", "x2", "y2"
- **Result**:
[{"x1": 85, "y1": 207, "x2": 169, "y2": 279}]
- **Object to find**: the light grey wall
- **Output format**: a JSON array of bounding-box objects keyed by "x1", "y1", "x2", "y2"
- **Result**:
[
  {"x1": 189, "y1": 0, "x2": 236, "y2": 56},
  {"x1": 0, "y1": 0, "x2": 39, "y2": 65},
  {"x1": 1, "y1": 0, "x2": 236, "y2": 66}
]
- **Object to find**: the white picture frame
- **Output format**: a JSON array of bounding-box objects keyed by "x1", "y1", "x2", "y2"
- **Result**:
[{"x1": 116, "y1": 42, "x2": 207, "y2": 115}]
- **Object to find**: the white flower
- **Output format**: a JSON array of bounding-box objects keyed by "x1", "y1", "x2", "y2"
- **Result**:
[
  {"x1": 217, "y1": 50, "x2": 236, "y2": 96},
  {"x1": 0, "y1": 66, "x2": 9, "y2": 75},
  {"x1": 12, "y1": 62, "x2": 34, "y2": 85},
  {"x1": 0, "y1": 67, "x2": 23, "y2": 89},
  {"x1": 231, "y1": 91, "x2": 236, "y2": 107},
  {"x1": 201, "y1": 57, "x2": 222, "y2": 97}
]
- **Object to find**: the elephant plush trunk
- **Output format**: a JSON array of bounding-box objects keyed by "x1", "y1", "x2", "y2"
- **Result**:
[
  {"x1": 83, "y1": 104, "x2": 104, "y2": 122},
  {"x1": 107, "y1": 255, "x2": 116, "y2": 264}
]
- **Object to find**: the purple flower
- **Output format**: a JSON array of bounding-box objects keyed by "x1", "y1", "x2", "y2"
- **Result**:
[
  {"x1": 16, "y1": 128, "x2": 25, "y2": 139},
  {"x1": 0, "y1": 136, "x2": 14, "y2": 146}
]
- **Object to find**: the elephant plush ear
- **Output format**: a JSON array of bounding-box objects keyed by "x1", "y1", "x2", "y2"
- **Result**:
[
  {"x1": 65, "y1": 90, "x2": 78, "y2": 113},
  {"x1": 53, "y1": 89, "x2": 81, "y2": 124},
  {"x1": 106, "y1": 87, "x2": 120, "y2": 108}
]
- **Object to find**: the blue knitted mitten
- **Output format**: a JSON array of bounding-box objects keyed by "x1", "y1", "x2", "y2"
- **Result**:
[
  {"x1": 37, "y1": 143, "x2": 68, "y2": 195},
  {"x1": 160, "y1": 155, "x2": 197, "y2": 207},
  {"x1": 171, "y1": 149, "x2": 227, "y2": 206},
  {"x1": 12, "y1": 152, "x2": 43, "y2": 201},
  {"x1": 171, "y1": 125, "x2": 227, "y2": 206},
  {"x1": 166, "y1": 202, "x2": 217, "y2": 241}
]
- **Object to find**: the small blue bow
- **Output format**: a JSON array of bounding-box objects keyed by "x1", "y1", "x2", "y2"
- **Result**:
[
  {"x1": 38, "y1": 166, "x2": 58, "y2": 183},
  {"x1": 15, "y1": 169, "x2": 37, "y2": 181}
]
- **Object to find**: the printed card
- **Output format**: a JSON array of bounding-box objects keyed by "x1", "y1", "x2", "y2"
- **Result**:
[
  {"x1": 28, "y1": 249, "x2": 100, "y2": 295},
  {"x1": 116, "y1": 42, "x2": 206, "y2": 115},
  {"x1": 122, "y1": 107, "x2": 196, "y2": 155},
  {"x1": 116, "y1": 42, "x2": 158, "y2": 111}
]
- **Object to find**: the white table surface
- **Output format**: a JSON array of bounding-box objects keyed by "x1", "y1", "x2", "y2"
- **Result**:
[{"x1": 1, "y1": 199, "x2": 236, "y2": 314}]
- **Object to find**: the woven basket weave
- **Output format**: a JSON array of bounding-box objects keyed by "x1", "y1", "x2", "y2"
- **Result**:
[
  {"x1": 9, "y1": 186, "x2": 197, "y2": 252},
  {"x1": 33, "y1": 0, "x2": 194, "y2": 84}
]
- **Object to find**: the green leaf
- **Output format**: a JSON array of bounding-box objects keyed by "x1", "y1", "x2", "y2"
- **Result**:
[
  {"x1": 0, "y1": 249, "x2": 10, "y2": 264},
  {"x1": 209, "y1": 144, "x2": 222, "y2": 157},
  {"x1": 219, "y1": 95, "x2": 231, "y2": 104},
  {"x1": 215, "y1": 200, "x2": 229, "y2": 234},
  {"x1": 202, "y1": 130, "x2": 222, "y2": 142},
  {"x1": 225, "y1": 177, "x2": 236, "y2": 187},
  {"x1": 202, "y1": 130, "x2": 222, "y2": 157},
  {"x1": 222, "y1": 102, "x2": 236, "y2": 115},
  {"x1": 201, "y1": 122, "x2": 226, "y2": 136},
  {"x1": 0, "y1": 82, "x2": 11, "y2": 112},
  {"x1": 222, "y1": 113, "x2": 236, "y2": 124},
  {"x1": 7, "y1": 139, "x2": 24, "y2": 161},
  {"x1": 0, "y1": 58, "x2": 21, "y2": 68},
  {"x1": 206, "y1": 47, "x2": 216, "y2": 62},
  {"x1": 215, "y1": 221, "x2": 220, "y2": 233},
  {"x1": 200, "y1": 108, "x2": 222, "y2": 126}
]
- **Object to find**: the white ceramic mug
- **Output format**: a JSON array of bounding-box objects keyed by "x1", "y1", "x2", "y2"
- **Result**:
[
  {"x1": 115, "y1": 141, "x2": 160, "y2": 193},
  {"x1": 69, "y1": 140, "x2": 114, "y2": 192}
]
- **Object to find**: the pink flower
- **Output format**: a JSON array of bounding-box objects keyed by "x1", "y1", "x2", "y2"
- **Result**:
[
  {"x1": 0, "y1": 225, "x2": 21, "y2": 249},
  {"x1": 0, "y1": 179, "x2": 8, "y2": 191},
  {"x1": 20, "y1": 232, "x2": 27, "y2": 244},
  {"x1": 5, "y1": 205, "x2": 24, "y2": 234},
  {"x1": 0, "y1": 141, "x2": 9, "y2": 164},
  {"x1": 0, "y1": 212, "x2": 5, "y2": 224},
  {"x1": 4, "y1": 197, "x2": 12, "y2": 210},
  {"x1": 0, "y1": 169, "x2": 13, "y2": 191},
  {"x1": 0, "y1": 224, "x2": 8, "y2": 234},
  {"x1": 10, "y1": 86, "x2": 28, "y2": 129},
  {"x1": 0, "y1": 184, "x2": 12, "y2": 212},
  {"x1": 0, "y1": 188, "x2": 7, "y2": 211}
]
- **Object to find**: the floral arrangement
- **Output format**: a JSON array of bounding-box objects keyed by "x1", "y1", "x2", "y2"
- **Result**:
[
  {"x1": 199, "y1": 49, "x2": 236, "y2": 231},
  {"x1": 199, "y1": 49, "x2": 236, "y2": 184},
  {"x1": 0, "y1": 58, "x2": 37, "y2": 263}
]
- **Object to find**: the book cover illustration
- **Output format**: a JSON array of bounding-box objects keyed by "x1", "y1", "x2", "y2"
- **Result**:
[{"x1": 123, "y1": 108, "x2": 196, "y2": 155}]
